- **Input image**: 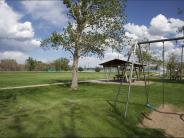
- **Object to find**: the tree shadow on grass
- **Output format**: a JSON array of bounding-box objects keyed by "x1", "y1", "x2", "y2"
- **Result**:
[
  {"x1": 7, "y1": 115, "x2": 37, "y2": 137},
  {"x1": 59, "y1": 100, "x2": 81, "y2": 137},
  {"x1": 106, "y1": 99, "x2": 146, "y2": 115},
  {"x1": 0, "y1": 91, "x2": 40, "y2": 137},
  {"x1": 49, "y1": 79, "x2": 71, "y2": 84},
  {"x1": 0, "y1": 91, "x2": 17, "y2": 117},
  {"x1": 150, "y1": 78, "x2": 184, "y2": 84},
  {"x1": 106, "y1": 100, "x2": 166, "y2": 137},
  {"x1": 52, "y1": 81, "x2": 94, "y2": 88}
]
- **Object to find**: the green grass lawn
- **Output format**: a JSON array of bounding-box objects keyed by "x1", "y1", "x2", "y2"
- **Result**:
[
  {"x1": 0, "y1": 76, "x2": 183, "y2": 137},
  {"x1": 0, "y1": 72, "x2": 107, "y2": 87}
]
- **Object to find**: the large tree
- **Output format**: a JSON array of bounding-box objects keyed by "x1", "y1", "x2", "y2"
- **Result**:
[
  {"x1": 25, "y1": 57, "x2": 36, "y2": 71},
  {"x1": 167, "y1": 53, "x2": 180, "y2": 80},
  {"x1": 53, "y1": 58, "x2": 69, "y2": 71},
  {"x1": 41, "y1": 0, "x2": 126, "y2": 90},
  {"x1": 34, "y1": 61, "x2": 48, "y2": 71}
]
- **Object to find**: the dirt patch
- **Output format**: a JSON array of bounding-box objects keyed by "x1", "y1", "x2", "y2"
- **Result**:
[
  {"x1": 88, "y1": 79, "x2": 152, "y2": 86},
  {"x1": 138, "y1": 104, "x2": 184, "y2": 137}
]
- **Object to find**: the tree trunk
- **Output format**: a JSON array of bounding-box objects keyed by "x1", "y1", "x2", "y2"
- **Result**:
[
  {"x1": 170, "y1": 69, "x2": 171, "y2": 80},
  {"x1": 71, "y1": 52, "x2": 79, "y2": 90},
  {"x1": 71, "y1": 25, "x2": 82, "y2": 90}
]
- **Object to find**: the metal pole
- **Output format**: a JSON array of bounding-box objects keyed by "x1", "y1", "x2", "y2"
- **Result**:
[
  {"x1": 105, "y1": 67, "x2": 108, "y2": 80},
  {"x1": 103, "y1": 67, "x2": 106, "y2": 79},
  {"x1": 114, "y1": 79, "x2": 123, "y2": 108},
  {"x1": 114, "y1": 45, "x2": 134, "y2": 110},
  {"x1": 60, "y1": 58, "x2": 61, "y2": 72},
  {"x1": 147, "y1": 43, "x2": 150, "y2": 102},
  {"x1": 181, "y1": 45, "x2": 184, "y2": 80},
  {"x1": 138, "y1": 44, "x2": 149, "y2": 104},
  {"x1": 108, "y1": 66, "x2": 112, "y2": 80},
  {"x1": 181, "y1": 29, "x2": 184, "y2": 80},
  {"x1": 124, "y1": 44, "x2": 137, "y2": 118},
  {"x1": 162, "y1": 42, "x2": 165, "y2": 107},
  {"x1": 138, "y1": 36, "x2": 184, "y2": 45}
]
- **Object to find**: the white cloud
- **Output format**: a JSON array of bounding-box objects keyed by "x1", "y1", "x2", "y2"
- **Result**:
[
  {"x1": 0, "y1": 0, "x2": 21, "y2": 37},
  {"x1": 0, "y1": 51, "x2": 28, "y2": 64},
  {"x1": 0, "y1": 1, "x2": 34, "y2": 39},
  {"x1": 14, "y1": 22, "x2": 34, "y2": 38},
  {"x1": 70, "y1": 48, "x2": 126, "y2": 68},
  {"x1": 149, "y1": 14, "x2": 184, "y2": 36},
  {"x1": 149, "y1": 14, "x2": 171, "y2": 35},
  {"x1": 21, "y1": 1, "x2": 68, "y2": 26},
  {"x1": 76, "y1": 14, "x2": 184, "y2": 67},
  {"x1": 0, "y1": 0, "x2": 39, "y2": 54},
  {"x1": 31, "y1": 39, "x2": 41, "y2": 47},
  {"x1": 169, "y1": 18, "x2": 184, "y2": 30},
  {"x1": 125, "y1": 14, "x2": 184, "y2": 40},
  {"x1": 124, "y1": 23, "x2": 150, "y2": 40},
  {"x1": 77, "y1": 14, "x2": 184, "y2": 67},
  {"x1": 0, "y1": 39, "x2": 40, "y2": 53},
  {"x1": 125, "y1": 32, "x2": 138, "y2": 39},
  {"x1": 77, "y1": 56, "x2": 101, "y2": 68},
  {"x1": 2, "y1": 1, "x2": 183, "y2": 67},
  {"x1": 124, "y1": 14, "x2": 184, "y2": 61}
]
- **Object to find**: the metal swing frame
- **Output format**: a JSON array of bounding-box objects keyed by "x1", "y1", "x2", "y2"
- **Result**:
[{"x1": 123, "y1": 36, "x2": 184, "y2": 118}]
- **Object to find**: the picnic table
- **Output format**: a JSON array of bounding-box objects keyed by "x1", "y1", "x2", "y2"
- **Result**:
[
  {"x1": 113, "y1": 75, "x2": 126, "y2": 81},
  {"x1": 113, "y1": 75, "x2": 136, "y2": 82}
]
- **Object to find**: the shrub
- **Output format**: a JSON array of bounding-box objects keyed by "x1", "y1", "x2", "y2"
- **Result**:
[
  {"x1": 95, "y1": 67, "x2": 101, "y2": 72},
  {"x1": 78, "y1": 66, "x2": 84, "y2": 72}
]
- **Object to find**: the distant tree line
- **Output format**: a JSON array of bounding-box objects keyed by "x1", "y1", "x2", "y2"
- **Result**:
[
  {"x1": 0, "y1": 59, "x2": 24, "y2": 71},
  {"x1": 0, "y1": 57, "x2": 70, "y2": 71},
  {"x1": 0, "y1": 57, "x2": 102, "y2": 72},
  {"x1": 167, "y1": 53, "x2": 184, "y2": 80},
  {"x1": 25, "y1": 57, "x2": 70, "y2": 71}
]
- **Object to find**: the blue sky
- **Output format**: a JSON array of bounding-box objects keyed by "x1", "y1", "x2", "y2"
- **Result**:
[
  {"x1": 127, "y1": 0, "x2": 183, "y2": 25},
  {"x1": 0, "y1": 0, "x2": 184, "y2": 66}
]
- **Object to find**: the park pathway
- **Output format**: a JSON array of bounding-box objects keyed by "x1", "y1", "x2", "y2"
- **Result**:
[
  {"x1": 0, "y1": 80, "x2": 91, "y2": 90},
  {"x1": 0, "y1": 82, "x2": 65, "y2": 90},
  {"x1": 0, "y1": 80, "x2": 147, "y2": 90}
]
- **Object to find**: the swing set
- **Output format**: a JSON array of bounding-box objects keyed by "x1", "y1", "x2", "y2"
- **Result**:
[{"x1": 110, "y1": 36, "x2": 184, "y2": 119}]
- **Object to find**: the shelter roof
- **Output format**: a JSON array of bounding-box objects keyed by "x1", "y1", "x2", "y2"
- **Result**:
[
  {"x1": 99, "y1": 59, "x2": 146, "y2": 67},
  {"x1": 99, "y1": 59, "x2": 131, "y2": 67}
]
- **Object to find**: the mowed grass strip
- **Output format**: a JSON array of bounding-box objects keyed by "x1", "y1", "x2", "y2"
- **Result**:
[
  {"x1": 0, "y1": 72, "x2": 107, "y2": 87},
  {"x1": 0, "y1": 80, "x2": 183, "y2": 137}
]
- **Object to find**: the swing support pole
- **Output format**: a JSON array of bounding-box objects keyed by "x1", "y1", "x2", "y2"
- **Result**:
[
  {"x1": 181, "y1": 45, "x2": 184, "y2": 80},
  {"x1": 124, "y1": 44, "x2": 137, "y2": 118},
  {"x1": 162, "y1": 42, "x2": 165, "y2": 107},
  {"x1": 147, "y1": 43, "x2": 151, "y2": 101},
  {"x1": 138, "y1": 44, "x2": 149, "y2": 105},
  {"x1": 123, "y1": 36, "x2": 184, "y2": 118},
  {"x1": 138, "y1": 37, "x2": 184, "y2": 45}
]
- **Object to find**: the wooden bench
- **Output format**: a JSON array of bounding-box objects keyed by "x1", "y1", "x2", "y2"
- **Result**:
[
  {"x1": 131, "y1": 78, "x2": 136, "y2": 82},
  {"x1": 113, "y1": 75, "x2": 126, "y2": 81}
]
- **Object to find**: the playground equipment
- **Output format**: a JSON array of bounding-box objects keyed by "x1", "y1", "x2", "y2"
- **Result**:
[
  {"x1": 100, "y1": 59, "x2": 145, "y2": 82},
  {"x1": 111, "y1": 36, "x2": 184, "y2": 119}
]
